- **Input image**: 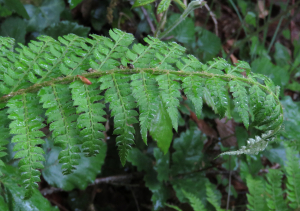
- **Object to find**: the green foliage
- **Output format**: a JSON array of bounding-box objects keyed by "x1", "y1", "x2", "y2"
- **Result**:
[
  {"x1": 246, "y1": 176, "x2": 268, "y2": 211},
  {"x1": 182, "y1": 189, "x2": 206, "y2": 211},
  {"x1": 0, "y1": 165, "x2": 59, "y2": 210},
  {"x1": 7, "y1": 93, "x2": 45, "y2": 199},
  {"x1": 42, "y1": 138, "x2": 107, "y2": 191},
  {"x1": 285, "y1": 147, "x2": 300, "y2": 209},
  {"x1": 0, "y1": 28, "x2": 284, "y2": 199}
]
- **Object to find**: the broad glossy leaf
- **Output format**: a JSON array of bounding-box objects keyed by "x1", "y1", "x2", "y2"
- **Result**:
[
  {"x1": 3, "y1": 0, "x2": 29, "y2": 19},
  {"x1": 42, "y1": 139, "x2": 107, "y2": 191},
  {"x1": 42, "y1": 20, "x2": 90, "y2": 39},
  {"x1": 0, "y1": 165, "x2": 59, "y2": 211},
  {"x1": 149, "y1": 101, "x2": 173, "y2": 154},
  {"x1": 0, "y1": 17, "x2": 26, "y2": 45},
  {"x1": 25, "y1": 0, "x2": 65, "y2": 32}
]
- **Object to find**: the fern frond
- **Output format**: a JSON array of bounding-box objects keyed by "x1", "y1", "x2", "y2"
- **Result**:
[
  {"x1": 127, "y1": 36, "x2": 164, "y2": 68},
  {"x1": 246, "y1": 176, "x2": 268, "y2": 211},
  {"x1": 90, "y1": 29, "x2": 135, "y2": 71},
  {"x1": 100, "y1": 74, "x2": 138, "y2": 165},
  {"x1": 220, "y1": 131, "x2": 274, "y2": 156},
  {"x1": 58, "y1": 34, "x2": 99, "y2": 76},
  {"x1": 1, "y1": 37, "x2": 57, "y2": 94},
  {"x1": 0, "y1": 105, "x2": 10, "y2": 176},
  {"x1": 285, "y1": 147, "x2": 300, "y2": 209},
  {"x1": 176, "y1": 55, "x2": 203, "y2": 72},
  {"x1": 266, "y1": 169, "x2": 288, "y2": 211},
  {"x1": 38, "y1": 84, "x2": 80, "y2": 175},
  {"x1": 182, "y1": 189, "x2": 207, "y2": 211},
  {"x1": 206, "y1": 183, "x2": 225, "y2": 211},
  {"x1": 70, "y1": 78, "x2": 106, "y2": 156},
  {"x1": 156, "y1": 74, "x2": 181, "y2": 131},
  {"x1": 7, "y1": 93, "x2": 45, "y2": 199},
  {"x1": 0, "y1": 36, "x2": 14, "y2": 56},
  {"x1": 131, "y1": 72, "x2": 160, "y2": 144},
  {"x1": 182, "y1": 76, "x2": 204, "y2": 118},
  {"x1": 249, "y1": 85, "x2": 266, "y2": 117},
  {"x1": 205, "y1": 77, "x2": 228, "y2": 118},
  {"x1": 229, "y1": 80, "x2": 250, "y2": 129},
  {"x1": 155, "y1": 42, "x2": 186, "y2": 70}
]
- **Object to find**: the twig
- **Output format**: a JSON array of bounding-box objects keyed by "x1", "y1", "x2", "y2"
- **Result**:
[
  {"x1": 40, "y1": 172, "x2": 143, "y2": 196},
  {"x1": 131, "y1": 187, "x2": 140, "y2": 211},
  {"x1": 226, "y1": 170, "x2": 232, "y2": 210},
  {"x1": 204, "y1": 3, "x2": 218, "y2": 36},
  {"x1": 141, "y1": 6, "x2": 156, "y2": 34}
]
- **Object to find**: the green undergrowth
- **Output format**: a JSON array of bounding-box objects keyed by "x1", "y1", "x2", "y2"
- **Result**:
[{"x1": 0, "y1": 28, "x2": 283, "y2": 199}]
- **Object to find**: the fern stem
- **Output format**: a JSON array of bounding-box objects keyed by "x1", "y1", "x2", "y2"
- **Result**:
[{"x1": 0, "y1": 68, "x2": 281, "y2": 106}]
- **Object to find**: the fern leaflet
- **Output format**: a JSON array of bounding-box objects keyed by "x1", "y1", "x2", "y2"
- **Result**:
[{"x1": 7, "y1": 93, "x2": 45, "y2": 199}]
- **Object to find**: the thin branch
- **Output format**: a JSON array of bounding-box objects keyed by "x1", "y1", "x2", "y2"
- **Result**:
[
  {"x1": 204, "y1": 3, "x2": 218, "y2": 36},
  {"x1": 40, "y1": 172, "x2": 143, "y2": 196},
  {"x1": 141, "y1": 6, "x2": 156, "y2": 35},
  {"x1": 131, "y1": 187, "x2": 141, "y2": 211},
  {"x1": 226, "y1": 170, "x2": 232, "y2": 210}
]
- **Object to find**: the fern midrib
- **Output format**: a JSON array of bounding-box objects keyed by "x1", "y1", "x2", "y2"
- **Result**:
[
  {"x1": 11, "y1": 41, "x2": 51, "y2": 93},
  {"x1": 84, "y1": 84, "x2": 97, "y2": 141},
  {"x1": 22, "y1": 93, "x2": 34, "y2": 187},
  {"x1": 112, "y1": 73, "x2": 129, "y2": 128},
  {"x1": 52, "y1": 85, "x2": 73, "y2": 160},
  {"x1": 98, "y1": 34, "x2": 126, "y2": 70}
]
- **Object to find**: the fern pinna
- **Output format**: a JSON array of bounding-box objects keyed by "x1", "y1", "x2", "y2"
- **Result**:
[{"x1": 0, "y1": 29, "x2": 283, "y2": 198}]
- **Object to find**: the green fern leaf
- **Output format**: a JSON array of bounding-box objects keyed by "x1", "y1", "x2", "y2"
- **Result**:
[
  {"x1": 100, "y1": 74, "x2": 138, "y2": 166},
  {"x1": 131, "y1": 72, "x2": 160, "y2": 144},
  {"x1": 38, "y1": 85, "x2": 80, "y2": 175},
  {"x1": 205, "y1": 77, "x2": 228, "y2": 118},
  {"x1": 206, "y1": 183, "x2": 225, "y2": 211},
  {"x1": 156, "y1": 74, "x2": 181, "y2": 131},
  {"x1": 91, "y1": 29, "x2": 135, "y2": 71},
  {"x1": 127, "y1": 36, "x2": 164, "y2": 68},
  {"x1": 182, "y1": 189, "x2": 207, "y2": 211},
  {"x1": 182, "y1": 76, "x2": 204, "y2": 118},
  {"x1": 1, "y1": 37, "x2": 57, "y2": 94},
  {"x1": 229, "y1": 80, "x2": 250, "y2": 129},
  {"x1": 285, "y1": 147, "x2": 300, "y2": 209},
  {"x1": 0, "y1": 106, "x2": 10, "y2": 176},
  {"x1": 220, "y1": 130, "x2": 277, "y2": 156},
  {"x1": 202, "y1": 57, "x2": 229, "y2": 74},
  {"x1": 155, "y1": 42, "x2": 186, "y2": 70},
  {"x1": 246, "y1": 176, "x2": 268, "y2": 211},
  {"x1": 176, "y1": 55, "x2": 203, "y2": 72},
  {"x1": 70, "y1": 78, "x2": 106, "y2": 157},
  {"x1": 7, "y1": 93, "x2": 46, "y2": 199},
  {"x1": 266, "y1": 169, "x2": 288, "y2": 211}
]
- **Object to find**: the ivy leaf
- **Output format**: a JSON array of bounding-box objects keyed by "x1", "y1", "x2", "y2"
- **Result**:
[
  {"x1": 149, "y1": 101, "x2": 173, "y2": 154},
  {"x1": 42, "y1": 138, "x2": 107, "y2": 191}
]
